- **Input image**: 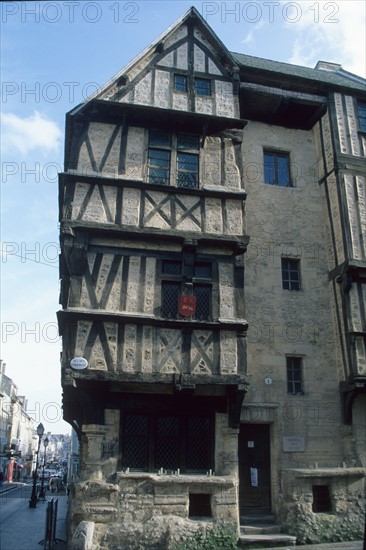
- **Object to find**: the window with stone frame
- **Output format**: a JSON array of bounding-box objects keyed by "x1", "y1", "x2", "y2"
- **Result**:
[
  {"x1": 281, "y1": 258, "x2": 301, "y2": 290},
  {"x1": 286, "y1": 356, "x2": 303, "y2": 394},
  {"x1": 160, "y1": 259, "x2": 212, "y2": 321},
  {"x1": 264, "y1": 150, "x2": 291, "y2": 187},
  {"x1": 357, "y1": 100, "x2": 366, "y2": 133},
  {"x1": 121, "y1": 411, "x2": 213, "y2": 473},
  {"x1": 147, "y1": 130, "x2": 199, "y2": 189}
]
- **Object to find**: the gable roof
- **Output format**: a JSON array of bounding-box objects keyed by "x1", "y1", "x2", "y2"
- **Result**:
[
  {"x1": 70, "y1": 6, "x2": 366, "y2": 117},
  {"x1": 84, "y1": 6, "x2": 239, "y2": 106}
]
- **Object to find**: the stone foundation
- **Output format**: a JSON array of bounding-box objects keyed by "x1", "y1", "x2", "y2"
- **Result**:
[
  {"x1": 68, "y1": 473, "x2": 239, "y2": 549},
  {"x1": 277, "y1": 468, "x2": 365, "y2": 544}
]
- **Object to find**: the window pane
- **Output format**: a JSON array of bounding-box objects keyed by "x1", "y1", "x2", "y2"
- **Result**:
[
  {"x1": 358, "y1": 102, "x2": 366, "y2": 132},
  {"x1": 149, "y1": 149, "x2": 170, "y2": 166},
  {"x1": 155, "y1": 416, "x2": 179, "y2": 470},
  {"x1": 162, "y1": 281, "x2": 180, "y2": 318},
  {"x1": 287, "y1": 357, "x2": 302, "y2": 394},
  {"x1": 178, "y1": 153, "x2": 198, "y2": 171},
  {"x1": 149, "y1": 130, "x2": 170, "y2": 147},
  {"x1": 177, "y1": 152, "x2": 198, "y2": 189},
  {"x1": 123, "y1": 414, "x2": 148, "y2": 470},
  {"x1": 282, "y1": 259, "x2": 300, "y2": 290},
  {"x1": 177, "y1": 172, "x2": 198, "y2": 189},
  {"x1": 186, "y1": 417, "x2": 210, "y2": 471},
  {"x1": 195, "y1": 78, "x2": 211, "y2": 96},
  {"x1": 264, "y1": 151, "x2": 290, "y2": 186},
  {"x1": 148, "y1": 149, "x2": 170, "y2": 185},
  {"x1": 194, "y1": 262, "x2": 212, "y2": 278},
  {"x1": 277, "y1": 155, "x2": 290, "y2": 187},
  {"x1": 177, "y1": 134, "x2": 199, "y2": 151},
  {"x1": 162, "y1": 260, "x2": 182, "y2": 275},
  {"x1": 264, "y1": 153, "x2": 275, "y2": 184},
  {"x1": 174, "y1": 75, "x2": 187, "y2": 92},
  {"x1": 194, "y1": 285, "x2": 211, "y2": 320}
]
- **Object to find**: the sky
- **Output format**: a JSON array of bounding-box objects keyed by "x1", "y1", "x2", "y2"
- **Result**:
[{"x1": 1, "y1": 0, "x2": 365, "y2": 435}]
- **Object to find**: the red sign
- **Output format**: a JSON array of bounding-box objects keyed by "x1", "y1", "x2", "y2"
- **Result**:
[{"x1": 179, "y1": 295, "x2": 196, "y2": 317}]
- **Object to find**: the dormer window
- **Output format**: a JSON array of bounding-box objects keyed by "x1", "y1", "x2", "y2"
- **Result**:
[
  {"x1": 194, "y1": 78, "x2": 211, "y2": 96},
  {"x1": 174, "y1": 74, "x2": 187, "y2": 92}
]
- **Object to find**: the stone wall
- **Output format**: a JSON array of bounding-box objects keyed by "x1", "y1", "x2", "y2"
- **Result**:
[
  {"x1": 67, "y1": 412, "x2": 241, "y2": 549},
  {"x1": 278, "y1": 468, "x2": 365, "y2": 544}
]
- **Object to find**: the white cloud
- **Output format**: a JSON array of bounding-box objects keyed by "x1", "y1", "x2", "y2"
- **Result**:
[
  {"x1": 1, "y1": 111, "x2": 62, "y2": 155},
  {"x1": 242, "y1": 21, "x2": 265, "y2": 47},
  {"x1": 282, "y1": 0, "x2": 366, "y2": 77}
]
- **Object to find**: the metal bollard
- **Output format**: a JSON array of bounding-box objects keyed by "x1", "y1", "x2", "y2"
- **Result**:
[{"x1": 39, "y1": 498, "x2": 65, "y2": 549}]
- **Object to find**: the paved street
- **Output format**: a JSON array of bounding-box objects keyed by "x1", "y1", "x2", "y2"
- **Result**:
[{"x1": 0, "y1": 482, "x2": 67, "y2": 550}]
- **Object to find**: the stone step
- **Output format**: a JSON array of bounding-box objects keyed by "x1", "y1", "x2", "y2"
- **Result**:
[
  {"x1": 240, "y1": 514, "x2": 276, "y2": 525},
  {"x1": 238, "y1": 532, "x2": 297, "y2": 548},
  {"x1": 241, "y1": 524, "x2": 282, "y2": 535}
]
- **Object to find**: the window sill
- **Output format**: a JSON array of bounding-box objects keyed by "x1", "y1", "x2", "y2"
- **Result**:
[
  {"x1": 282, "y1": 467, "x2": 366, "y2": 479},
  {"x1": 116, "y1": 471, "x2": 236, "y2": 485}
]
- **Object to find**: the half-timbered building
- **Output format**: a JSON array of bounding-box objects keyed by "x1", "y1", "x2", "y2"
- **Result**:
[{"x1": 58, "y1": 7, "x2": 366, "y2": 548}]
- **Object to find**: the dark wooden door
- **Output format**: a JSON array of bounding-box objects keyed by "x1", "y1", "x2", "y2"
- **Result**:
[{"x1": 238, "y1": 423, "x2": 271, "y2": 514}]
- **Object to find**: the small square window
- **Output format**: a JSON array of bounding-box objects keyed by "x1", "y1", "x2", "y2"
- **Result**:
[
  {"x1": 287, "y1": 356, "x2": 303, "y2": 394},
  {"x1": 174, "y1": 74, "x2": 187, "y2": 93},
  {"x1": 282, "y1": 258, "x2": 301, "y2": 291},
  {"x1": 264, "y1": 151, "x2": 291, "y2": 187},
  {"x1": 195, "y1": 78, "x2": 211, "y2": 96}
]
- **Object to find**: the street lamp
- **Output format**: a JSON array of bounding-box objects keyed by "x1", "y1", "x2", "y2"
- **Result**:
[
  {"x1": 39, "y1": 436, "x2": 49, "y2": 500},
  {"x1": 29, "y1": 423, "x2": 44, "y2": 508}
]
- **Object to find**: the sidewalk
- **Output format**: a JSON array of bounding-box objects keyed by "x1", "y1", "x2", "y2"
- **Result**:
[{"x1": 0, "y1": 483, "x2": 68, "y2": 550}]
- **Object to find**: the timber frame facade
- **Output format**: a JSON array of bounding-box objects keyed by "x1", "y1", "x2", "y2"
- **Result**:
[{"x1": 58, "y1": 7, "x2": 366, "y2": 548}]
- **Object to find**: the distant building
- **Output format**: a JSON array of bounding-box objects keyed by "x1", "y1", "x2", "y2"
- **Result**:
[
  {"x1": 58, "y1": 7, "x2": 366, "y2": 548},
  {"x1": 0, "y1": 360, "x2": 35, "y2": 481}
]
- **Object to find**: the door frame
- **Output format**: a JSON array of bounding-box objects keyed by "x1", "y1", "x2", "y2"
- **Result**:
[{"x1": 238, "y1": 422, "x2": 272, "y2": 514}]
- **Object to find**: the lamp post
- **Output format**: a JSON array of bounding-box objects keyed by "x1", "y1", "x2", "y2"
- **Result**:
[
  {"x1": 39, "y1": 436, "x2": 49, "y2": 500},
  {"x1": 29, "y1": 423, "x2": 44, "y2": 508}
]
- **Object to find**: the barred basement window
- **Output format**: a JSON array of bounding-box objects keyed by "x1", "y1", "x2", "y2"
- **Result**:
[{"x1": 282, "y1": 258, "x2": 301, "y2": 290}]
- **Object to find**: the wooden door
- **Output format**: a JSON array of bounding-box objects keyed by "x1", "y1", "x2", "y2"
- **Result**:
[{"x1": 239, "y1": 423, "x2": 271, "y2": 514}]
